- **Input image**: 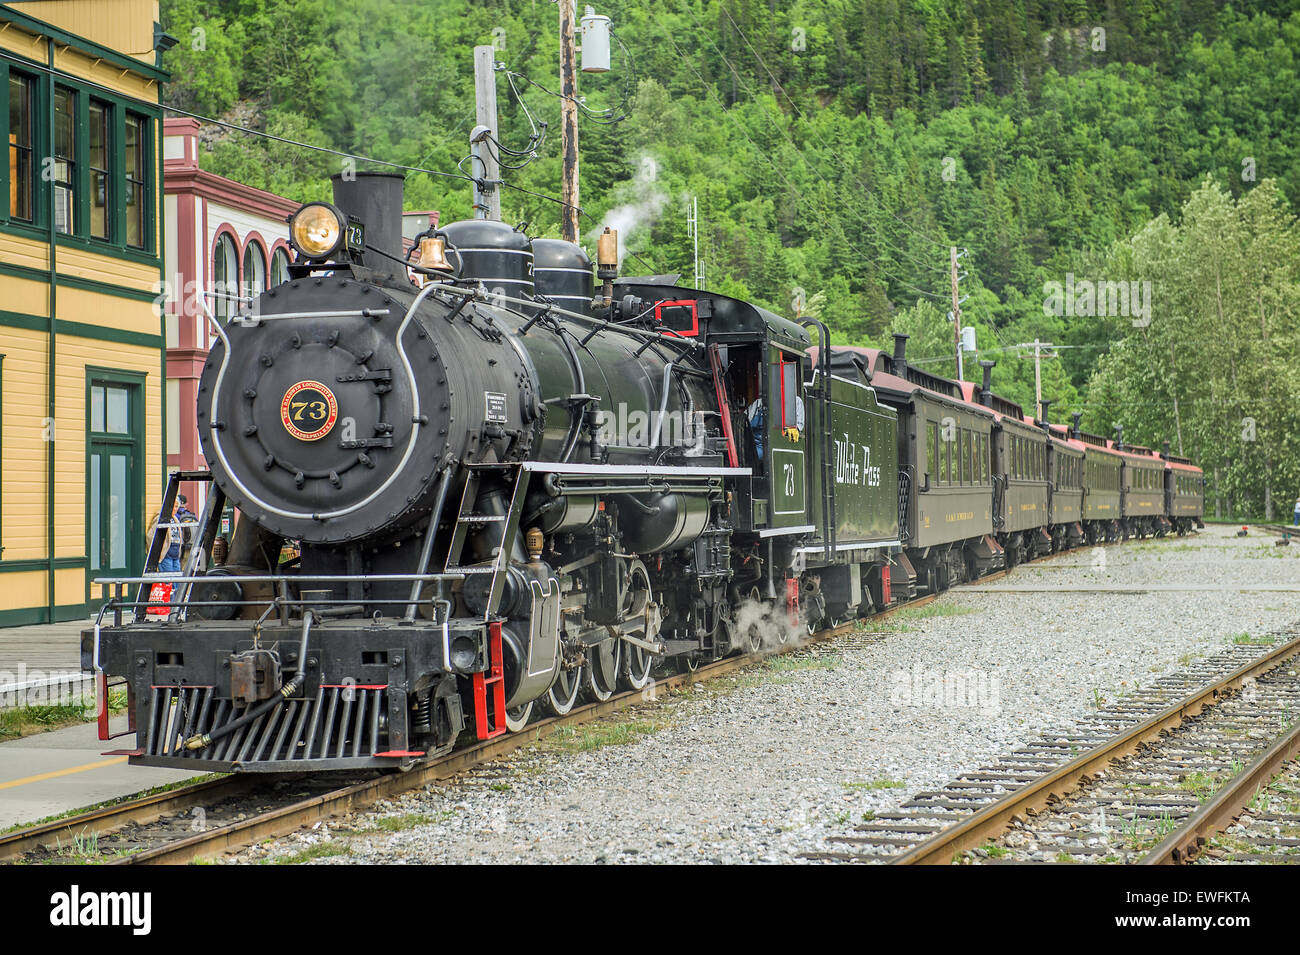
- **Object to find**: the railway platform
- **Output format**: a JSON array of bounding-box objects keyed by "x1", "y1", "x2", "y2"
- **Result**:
[
  {"x1": 0, "y1": 618, "x2": 94, "y2": 709},
  {"x1": 0, "y1": 618, "x2": 199, "y2": 831}
]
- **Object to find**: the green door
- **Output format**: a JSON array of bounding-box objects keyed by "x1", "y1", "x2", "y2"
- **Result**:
[{"x1": 88, "y1": 379, "x2": 143, "y2": 592}]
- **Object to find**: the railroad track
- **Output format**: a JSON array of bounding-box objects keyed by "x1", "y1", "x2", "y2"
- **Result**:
[
  {"x1": 0, "y1": 590, "x2": 945, "y2": 865},
  {"x1": 1146, "y1": 710, "x2": 1300, "y2": 865},
  {"x1": 0, "y1": 533, "x2": 1169, "y2": 866},
  {"x1": 1256, "y1": 524, "x2": 1296, "y2": 543},
  {"x1": 801, "y1": 627, "x2": 1300, "y2": 865}
]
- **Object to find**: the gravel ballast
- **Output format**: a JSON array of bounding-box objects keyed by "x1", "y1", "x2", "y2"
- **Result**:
[{"x1": 234, "y1": 525, "x2": 1300, "y2": 864}]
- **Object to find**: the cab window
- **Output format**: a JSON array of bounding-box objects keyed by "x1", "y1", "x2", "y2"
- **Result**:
[{"x1": 779, "y1": 357, "x2": 799, "y2": 432}]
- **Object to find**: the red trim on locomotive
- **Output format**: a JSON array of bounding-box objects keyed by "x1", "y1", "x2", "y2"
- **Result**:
[{"x1": 653, "y1": 299, "x2": 699, "y2": 336}]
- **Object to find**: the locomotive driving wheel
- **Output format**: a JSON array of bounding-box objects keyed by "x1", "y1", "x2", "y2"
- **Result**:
[
  {"x1": 504, "y1": 701, "x2": 533, "y2": 733},
  {"x1": 545, "y1": 658, "x2": 584, "y2": 716},
  {"x1": 586, "y1": 635, "x2": 622, "y2": 701},
  {"x1": 619, "y1": 560, "x2": 657, "y2": 691},
  {"x1": 741, "y1": 585, "x2": 765, "y2": 653}
]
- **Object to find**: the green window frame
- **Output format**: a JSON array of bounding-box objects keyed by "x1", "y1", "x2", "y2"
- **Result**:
[
  {"x1": 53, "y1": 85, "x2": 75, "y2": 234},
  {"x1": 124, "y1": 112, "x2": 147, "y2": 249},
  {"x1": 7, "y1": 70, "x2": 35, "y2": 222},
  {"x1": 927, "y1": 421, "x2": 938, "y2": 487},
  {"x1": 88, "y1": 99, "x2": 110, "y2": 241},
  {"x1": 1, "y1": 61, "x2": 158, "y2": 259}
]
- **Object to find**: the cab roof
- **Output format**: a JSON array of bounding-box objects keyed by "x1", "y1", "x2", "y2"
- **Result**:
[{"x1": 613, "y1": 278, "x2": 811, "y2": 351}]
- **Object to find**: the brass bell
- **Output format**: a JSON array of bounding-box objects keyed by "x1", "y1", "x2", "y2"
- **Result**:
[{"x1": 418, "y1": 235, "x2": 454, "y2": 272}]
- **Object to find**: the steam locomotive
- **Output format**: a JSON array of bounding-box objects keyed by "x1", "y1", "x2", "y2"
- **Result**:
[{"x1": 82, "y1": 172, "x2": 1203, "y2": 773}]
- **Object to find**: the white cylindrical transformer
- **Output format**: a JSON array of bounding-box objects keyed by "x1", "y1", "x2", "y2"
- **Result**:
[{"x1": 580, "y1": 8, "x2": 611, "y2": 73}]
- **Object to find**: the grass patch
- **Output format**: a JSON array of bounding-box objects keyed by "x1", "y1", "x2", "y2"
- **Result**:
[
  {"x1": 732, "y1": 673, "x2": 794, "y2": 688},
  {"x1": 272, "y1": 841, "x2": 352, "y2": 865},
  {"x1": 843, "y1": 779, "x2": 906, "y2": 791},
  {"x1": 0, "y1": 688, "x2": 128, "y2": 741},
  {"x1": 1180, "y1": 772, "x2": 1218, "y2": 799},
  {"x1": 867, "y1": 602, "x2": 977, "y2": 634},
  {"x1": 892, "y1": 603, "x2": 976, "y2": 622},
  {"x1": 544, "y1": 718, "x2": 666, "y2": 754},
  {"x1": 1231, "y1": 632, "x2": 1276, "y2": 646},
  {"x1": 764, "y1": 653, "x2": 842, "y2": 672},
  {"x1": 362, "y1": 813, "x2": 436, "y2": 833}
]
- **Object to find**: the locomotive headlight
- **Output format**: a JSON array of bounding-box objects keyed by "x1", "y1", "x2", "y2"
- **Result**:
[{"x1": 289, "y1": 203, "x2": 345, "y2": 258}]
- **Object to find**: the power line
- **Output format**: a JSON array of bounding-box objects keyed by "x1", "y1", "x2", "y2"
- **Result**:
[
  {"x1": 2, "y1": 41, "x2": 655, "y2": 275},
  {"x1": 655, "y1": 20, "x2": 946, "y2": 303},
  {"x1": 715, "y1": 3, "x2": 953, "y2": 252},
  {"x1": 653, "y1": 25, "x2": 815, "y2": 209},
  {"x1": 673, "y1": 5, "x2": 948, "y2": 301},
  {"x1": 0, "y1": 49, "x2": 489, "y2": 188}
]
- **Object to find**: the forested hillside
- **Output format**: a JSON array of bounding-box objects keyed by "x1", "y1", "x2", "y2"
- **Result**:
[{"x1": 157, "y1": 0, "x2": 1300, "y2": 518}]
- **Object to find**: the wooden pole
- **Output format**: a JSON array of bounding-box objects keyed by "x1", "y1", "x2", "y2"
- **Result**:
[
  {"x1": 472, "y1": 45, "x2": 501, "y2": 220},
  {"x1": 1034, "y1": 338, "x2": 1042, "y2": 414},
  {"x1": 950, "y1": 246, "x2": 963, "y2": 380},
  {"x1": 559, "y1": 0, "x2": 580, "y2": 241}
]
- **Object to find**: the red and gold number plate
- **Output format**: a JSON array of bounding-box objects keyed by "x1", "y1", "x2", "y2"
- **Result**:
[{"x1": 280, "y1": 380, "x2": 339, "y2": 441}]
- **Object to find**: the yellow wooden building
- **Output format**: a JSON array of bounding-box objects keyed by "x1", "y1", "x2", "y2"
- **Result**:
[{"x1": 0, "y1": 1, "x2": 169, "y2": 624}]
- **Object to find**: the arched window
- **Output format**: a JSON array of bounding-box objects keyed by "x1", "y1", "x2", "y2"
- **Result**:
[
  {"x1": 212, "y1": 233, "x2": 239, "y2": 323},
  {"x1": 243, "y1": 241, "x2": 267, "y2": 299},
  {"x1": 270, "y1": 247, "x2": 291, "y2": 287}
]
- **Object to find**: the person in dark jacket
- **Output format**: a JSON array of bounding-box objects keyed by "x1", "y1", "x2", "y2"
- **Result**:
[{"x1": 159, "y1": 497, "x2": 198, "y2": 573}]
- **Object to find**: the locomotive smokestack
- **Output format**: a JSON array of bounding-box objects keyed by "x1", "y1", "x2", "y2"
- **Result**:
[
  {"x1": 892, "y1": 333, "x2": 908, "y2": 374},
  {"x1": 331, "y1": 171, "x2": 405, "y2": 273},
  {"x1": 1113, "y1": 424, "x2": 1124, "y2": 450},
  {"x1": 979, "y1": 360, "x2": 995, "y2": 408}
]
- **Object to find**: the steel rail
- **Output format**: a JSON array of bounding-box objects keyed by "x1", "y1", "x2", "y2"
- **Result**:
[
  {"x1": 0, "y1": 775, "x2": 256, "y2": 863},
  {"x1": 890, "y1": 632, "x2": 1300, "y2": 865},
  {"x1": 1139, "y1": 714, "x2": 1300, "y2": 865}
]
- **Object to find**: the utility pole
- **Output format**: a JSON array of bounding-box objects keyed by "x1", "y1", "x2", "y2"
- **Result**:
[
  {"x1": 472, "y1": 45, "x2": 501, "y2": 220},
  {"x1": 559, "y1": 0, "x2": 580, "y2": 241},
  {"x1": 950, "y1": 246, "x2": 965, "y2": 380},
  {"x1": 1017, "y1": 339, "x2": 1055, "y2": 413}
]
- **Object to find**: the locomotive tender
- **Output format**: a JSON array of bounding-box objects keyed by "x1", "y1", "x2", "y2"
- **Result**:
[{"x1": 83, "y1": 173, "x2": 1203, "y2": 773}]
